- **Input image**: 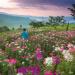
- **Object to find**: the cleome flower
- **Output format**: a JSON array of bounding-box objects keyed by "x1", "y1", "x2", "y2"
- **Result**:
[
  {"x1": 54, "y1": 46, "x2": 61, "y2": 51},
  {"x1": 35, "y1": 47, "x2": 43, "y2": 60},
  {"x1": 44, "y1": 70, "x2": 57, "y2": 75},
  {"x1": 52, "y1": 56, "x2": 60, "y2": 64},
  {"x1": 16, "y1": 73, "x2": 23, "y2": 75},
  {"x1": 62, "y1": 50, "x2": 73, "y2": 62},
  {"x1": 4, "y1": 58, "x2": 17, "y2": 64},
  {"x1": 44, "y1": 57, "x2": 53, "y2": 67}
]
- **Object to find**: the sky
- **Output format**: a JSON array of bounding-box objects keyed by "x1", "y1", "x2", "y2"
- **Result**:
[{"x1": 0, "y1": 0, "x2": 75, "y2": 16}]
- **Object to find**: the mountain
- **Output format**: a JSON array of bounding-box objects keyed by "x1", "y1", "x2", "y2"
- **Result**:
[
  {"x1": 0, "y1": 12, "x2": 75, "y2": 28},
  {"x1": 0, "y1": 13, "x2": 31, "y2": 28}
]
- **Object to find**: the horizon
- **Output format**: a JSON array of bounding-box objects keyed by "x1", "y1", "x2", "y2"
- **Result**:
[
  {"x1": 0, "y1": 12, "x2": 75, "y2": 28},
  {"x1": 0, "y1": 12, "x2": 74, "y2": 17},
  {"x1": 0, "y1": 0, "x2": 75, "y2": 16}
]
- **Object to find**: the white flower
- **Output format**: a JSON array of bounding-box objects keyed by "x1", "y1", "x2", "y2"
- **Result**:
[
  {"x1": 62, "y1": 50, "x2": 69, "y2": 55},
  {"x1": 18, "y1": 50, "x2": 22, "y2": 53},
  {"x1": 26, "y1": 58, "x2": 29, "y2": 61},
  {"x1": 11, "y1": 42, "x2": 15, "y2": 44},
  {"x1": 44, "y1": 57, "x2": 53, "y2": 66},
  {"x1": 74, "y1": 45, "x2": 75, "y2": 48},
  {"x1": 8, "y1": 44, "x2": 11, "y2": 47},
  {"x1": 55, "y1": 47, "x2": 60, "y2": 51},
  {"x1": 22, "y1": 62, "x2": 25, "y2": 65},
  {"x1": 21, "y1": 49, "x2": 24, "y2": 51},
  {"x1": 14, "y1": 43, "x2": 18, "y2": 46},
  {"x1": 67, "y1": 43, "x2": 73, "y2": 48},
  {"x1": 17, "y1": 46, "x2": 20, "y2": 48},
  {"x1": 64, "y1": 54, "x2": 73, "y2": 62},
  {"x1": 62, "y1": 50, "x2": 73, "y2": 62},
  {"x1": 17, "y1": 73, "x2": 23, "y2": 75}
]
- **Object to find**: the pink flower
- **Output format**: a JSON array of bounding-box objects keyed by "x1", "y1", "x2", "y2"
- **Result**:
[
  {"x1": 22, "y1": 46, "x2": 27, "y2": 49},
  {"x1": 20, "y1": 56, "x2": 29, "y2": 59},
  {"x1": 44, "y1": 71, "x2": 56, "y2": 75},
  {"x1": 36, "y1": 48, "x2": 41, "y2": 51},
  {"x1": 69, "y1": 47, "x2": 75, "y2": 53},
  {"x1": 60, "y1": 48, "x2": 64, "y2": 51},
  {"x1": 35, "y1": 48, "x2": 43, "y2": 60},
  {"x1": 4, "y1": 58, "x2": 17, "y2": 64},
  {"x1": 36, "y1": 53, "x2": 43, "y2": 60},
  {"x1": 13, "y1": 48, "x2": 18, "y2": 51}
]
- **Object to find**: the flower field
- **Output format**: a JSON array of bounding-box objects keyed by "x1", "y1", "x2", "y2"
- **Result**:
[{"x1": 0, "y1": 30, "x2": 75, "y2": 75}]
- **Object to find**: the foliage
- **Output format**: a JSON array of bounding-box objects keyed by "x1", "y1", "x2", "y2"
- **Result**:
[
  {"x1": 68, "y1": 4, "x2": 75, "y2": 19},
  {"x1": 29, "y1": 16, "x2": 65, "y2": 29},
  {"x1": 29, "y1": 21, "x2": 45, "y2": 28},
  {"x1": 0, "y1": 26, "x2": 10, "y2": 32},
  {"x1": 48, "y1": 16, "x2": 65, "y2": 26}
]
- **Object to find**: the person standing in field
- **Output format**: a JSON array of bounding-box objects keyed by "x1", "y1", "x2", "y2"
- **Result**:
[{"x1": 21, "y1": 28, "x2": 29, "y2": 40}]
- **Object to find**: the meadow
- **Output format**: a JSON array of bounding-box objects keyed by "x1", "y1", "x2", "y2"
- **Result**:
[{"x1": 0, "y1": 24, "x2": 75, "y2": 75}]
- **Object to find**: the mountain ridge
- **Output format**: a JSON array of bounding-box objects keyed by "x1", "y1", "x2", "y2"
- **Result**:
[{"x1": 0, "y1": 12, "x2": 75, "y2": 28}]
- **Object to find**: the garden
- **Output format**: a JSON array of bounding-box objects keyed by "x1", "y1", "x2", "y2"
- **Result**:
[{"x1": 0, "y1": 29, "x2": 75, "y2": 75}]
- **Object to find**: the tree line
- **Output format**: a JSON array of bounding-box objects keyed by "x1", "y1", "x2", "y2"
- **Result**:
[
  {"x1": 29, "y1": 4, "x2": 75, "y2": 29},
  {"x1": 0, "y1": 26, "x2": 10, "y2": 32},
  {"x1": 29, "y1": 16, "x2": 66, "y2": 28}
]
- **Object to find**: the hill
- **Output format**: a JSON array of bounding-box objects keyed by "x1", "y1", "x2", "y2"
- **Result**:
[{"x1": 0, "y1": 12, "x2": 75, "y2": 28}]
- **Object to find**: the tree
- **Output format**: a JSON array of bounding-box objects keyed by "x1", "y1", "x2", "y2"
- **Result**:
[
  {"x1": 20, "y1": 25, "x2": 22, "y2": 29},
  {"x1": 68, "y1": 4, "x2": 75, "y2": 19},
  {"x1": 17, "y1": 25, "x2": 23, "y2": 30},
  {"x1": 48, "y1": 16, "x2": 65, "y2": 26},
  {"x1": 48, "y1": 16, "x2": 65, "y2": 30},
  {"x1": 29, "y1": 21, "x2": 36, "y2": 28},
  {"x1": 66, "y1": 22, "x2": 69, "y2": 31},
  {"x1": 19, "y1": 25, "x2": 22, "y2": 30},
  {"x1": 0, "y1": 26, "x2": 10, "y2": 32},
  {"x1": 29, "y1": 21, "x2": 44, "y2": 28},
  {"x1": 12, "y1": 27, "x2": 15, "y2": 30},
  {"x1": 68, "y1": 4, "x2": 75, "y2": 31}
]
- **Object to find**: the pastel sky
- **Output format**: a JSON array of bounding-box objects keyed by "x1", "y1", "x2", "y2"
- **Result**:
[{"x1": 0, "y1": 0, "x2": 75, "y2": 16}]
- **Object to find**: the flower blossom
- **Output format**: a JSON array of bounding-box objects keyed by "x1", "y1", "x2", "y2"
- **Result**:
[
  {"x1": 4, "y1": 58, "x2": 17, "y2": 64},
  {"x1": 52, "y1": 56, "x2": 60, "y2": 64},
  {"x1": 44, "y1": 71, "x2": 57, "y2": 75},
  {"x1": 62, "y1": 50, "x2": 73, "y2": 62},
  {"x1": 17, "y1": 73, "x2": 23, "y2": 75},
  {"x1": 35, "y1": 48, "x2": 43, "y2": 60},
  {"x1": 44, "y1": 57, "x2": 53, "y2": 66}
]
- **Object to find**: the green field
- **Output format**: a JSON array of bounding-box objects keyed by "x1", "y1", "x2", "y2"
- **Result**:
[{"x1": 0, "y1": 24, "x2": 75, "y2": 75}]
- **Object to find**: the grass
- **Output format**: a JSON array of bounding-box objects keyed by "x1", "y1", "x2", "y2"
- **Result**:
[
  {"x1": 0, "y1": 24, "x2": 75, "y2": 38},
  {"x1": 29, "y1": 24, "x2": 75, "y2": 32}
]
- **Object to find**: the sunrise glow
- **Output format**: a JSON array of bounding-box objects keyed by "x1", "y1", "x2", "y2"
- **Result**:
[{"x1": 0, "y1": 0, "x2": 75, "y2": 16}]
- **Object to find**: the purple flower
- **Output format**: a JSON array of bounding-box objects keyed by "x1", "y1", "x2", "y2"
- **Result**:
[
  {"x1": 30, "y1": 66, "x2": 40, "y2": 75},
  {"x1": 17, "y1": 67, "x2": 28, "y2": 74},
  {"x1": 52, "y1": 56, "x2": 60, "y2": 64},
  {"x1": 17, "y1": 66, "x2": 40, "y2": 75}
]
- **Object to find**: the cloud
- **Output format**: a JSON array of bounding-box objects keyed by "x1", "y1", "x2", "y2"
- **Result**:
[
  {"x1": 0, "y1": 0, "x2": 18, "y2": 8},
  {"x1": 0, "y1": 6, "x2": 70, "y2": 16},
  {"x1": 11, "y1": 0, "x2": 75, "y2": 8},
  {"x1": 0, "y1": 0, "x2": 74, "y2": 16}
]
